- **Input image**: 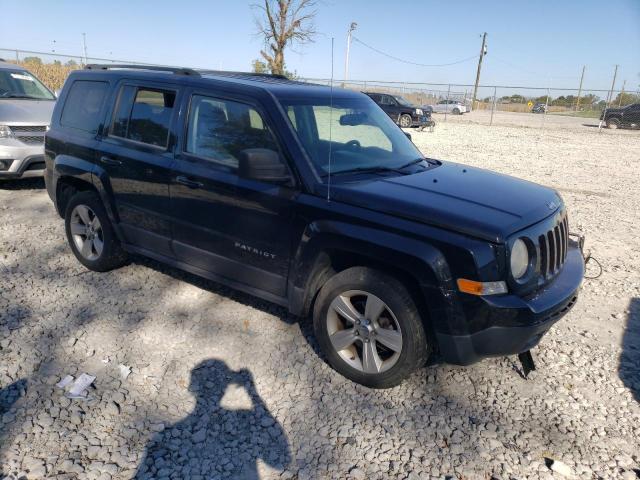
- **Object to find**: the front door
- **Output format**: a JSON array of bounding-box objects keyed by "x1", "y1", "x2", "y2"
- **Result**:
[
  {"x1": 169, "y1": 90, "x2": 297, "y2": 299},
  {"x1": 96, "y1": 81, "x2": 181, "y2": 256}
]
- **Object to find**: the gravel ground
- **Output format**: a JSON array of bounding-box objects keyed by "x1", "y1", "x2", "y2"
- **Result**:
[{"x1": 1, "y1": 122, "x2": 639, "y2": 480}]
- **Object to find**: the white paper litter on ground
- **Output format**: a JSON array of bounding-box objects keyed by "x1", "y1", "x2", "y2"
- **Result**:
[
  {"x1": 65, "y1": 373, "x2": 96, "y2": 399},
  {"x1": 119, "y1": 364, "x2": 132, "y2": 380},
  {"x1": 56, "y1": 375, "x2": 74, "y2": 389}
]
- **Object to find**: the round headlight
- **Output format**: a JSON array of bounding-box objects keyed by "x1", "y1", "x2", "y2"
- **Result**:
[
  {"x1": 415, "y1": 108, "x2": 423, "y2": 115},
  {"x1": 510, "y1": 238, "x2": 529, "y2": 280}
]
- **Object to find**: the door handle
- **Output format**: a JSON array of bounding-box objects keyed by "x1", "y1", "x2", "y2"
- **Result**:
[
  {"x1": 100, "y1": 156, "x2": 122, "y2": 166},
  {"x1": 175, "y1": 175, "x2": 203, "y2": 189}
]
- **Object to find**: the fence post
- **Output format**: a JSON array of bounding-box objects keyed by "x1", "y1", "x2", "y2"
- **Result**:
[
  {"x1": 490, "y1": 86, "x2": 497, "y2": 126},
  {"x1": 15, "y1": 50, "x2": 19, "y2": 63},
  {"x1": 444, "y1": 84, "x2": 451, "y2": 122}
]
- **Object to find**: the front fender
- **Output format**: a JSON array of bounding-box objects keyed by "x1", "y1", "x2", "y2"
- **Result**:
[{"x1": 288, "y1": 220, "x2": 456, "y2": 317}]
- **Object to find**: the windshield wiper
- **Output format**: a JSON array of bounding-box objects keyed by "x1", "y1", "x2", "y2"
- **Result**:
[
  {"x1": 397, "y1": 157, "x2": 439, "y2": 169},
  {"x1": 322, "y1": 166, "x2": 406, "y2": 177}
]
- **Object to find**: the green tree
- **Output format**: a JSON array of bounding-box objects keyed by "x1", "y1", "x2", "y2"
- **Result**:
[
  {"x1": 251, "y1": 59, "x2": 268, "y2": 73},
  {"x1": 23, "y1": 56, "x2": 42, "y2": 64},
  {"x1": 612, "y1": 91, "x2": 640, "y2": 107}
]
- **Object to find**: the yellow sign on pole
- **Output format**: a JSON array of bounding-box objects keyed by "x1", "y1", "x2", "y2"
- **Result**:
[{"x1": 527, "y1": 101, "x2": 533, "y2": 108}]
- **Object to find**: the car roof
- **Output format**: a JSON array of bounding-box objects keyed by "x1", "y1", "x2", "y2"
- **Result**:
[
  {"x1": 71, "y1": 65, "x2": 365, "y2": 101},
  {"x1": 0, "y1": 61, "x2": 27, "y2": 71}
]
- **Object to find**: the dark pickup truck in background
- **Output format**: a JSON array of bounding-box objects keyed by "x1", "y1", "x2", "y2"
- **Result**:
[
  {"x1": 600, "y1": 103, "x2": 640, "y2": 129},
  {"x1": 363, "y1": 92, "x2": 433, "y2": 129},
  {"x1": 45, "y1": 65, "x2": 584, "y2": 388}
]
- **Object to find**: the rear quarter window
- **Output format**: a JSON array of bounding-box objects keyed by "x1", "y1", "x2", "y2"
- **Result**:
[
  {"x1": 60, "y1": 80, "x2": 109, "y2": 133},
  {"x1": 110, "y1": 86, "x2": 176, "y2": 148}
]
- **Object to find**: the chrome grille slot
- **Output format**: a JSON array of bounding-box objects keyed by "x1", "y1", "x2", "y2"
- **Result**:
[
  {"x1": 538, "y1": 213, "x2": 569, "y2": 279},
  {"x1": 10, "y1": 125, "x2": 47, "y2": 133},
  {"x1": 17, "y1": 135, "x2": 44, "y2": 145}
]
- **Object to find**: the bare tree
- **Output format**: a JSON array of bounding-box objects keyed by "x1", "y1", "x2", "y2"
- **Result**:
[{"x1": 253, "y1": 0, "x2": 317, "y2": 76}]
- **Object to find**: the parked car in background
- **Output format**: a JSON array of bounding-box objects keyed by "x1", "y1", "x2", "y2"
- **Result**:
[
  {"x1": 425, "y1": 99, "x2": 467, "y2": 115},
  {"x1": 600, "y1": 103, "x2": 640, "y2": 129},
  {"x1": 45, "y1": 64, "x2": 584, "y2": 388},
  {"x1": 531, "y1": 103, "x2": 547, "y2": 114},
  {"x1": 0, "y1": 60, "x2": 56, "y2": 180},
  {"x1": 364, "y1": 92, "x2": 432, "y2": 128}
]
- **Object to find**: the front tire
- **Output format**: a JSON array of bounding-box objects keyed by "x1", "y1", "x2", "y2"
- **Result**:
[
  {"x1": 64, "y1": 191, "x2": 127, "y2": 272},
  {"x1": 452, "y1": 108, "x2": 461, "y2": 115},
  {"x1": 313, "y1": 267, "x2": 429, "y2": 388},
  {"x1": 606, "y1": 118, "x2": 620, "y2": 129},
  {"x1": 399, "y1": 114, "x2": 413, "y2": 128}
]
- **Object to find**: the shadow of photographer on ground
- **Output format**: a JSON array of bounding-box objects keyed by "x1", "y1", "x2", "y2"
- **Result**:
[{"x1": 135, "y1": 359, "x2": 290, "y2": 480}]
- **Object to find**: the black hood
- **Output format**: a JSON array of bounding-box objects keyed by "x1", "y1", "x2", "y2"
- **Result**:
[{"x1": 330, "y1": 161, "x2": 563, "y2": 243}]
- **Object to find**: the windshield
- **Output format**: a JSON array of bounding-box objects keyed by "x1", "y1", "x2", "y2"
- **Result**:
[
  {"x1": 280, "y1": 96, "x2": 425, "y2": 177},
  {"x1": 395, "y1": 96, "x2": 413, "y2": 107},
  {"x1": 0, "y1": 69, "x2": 55, "y2": 100}
]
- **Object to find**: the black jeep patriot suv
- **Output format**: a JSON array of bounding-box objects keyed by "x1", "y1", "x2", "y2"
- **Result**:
[{"x1": 45, "y1": 65, "x2": 584, "y2": 388}]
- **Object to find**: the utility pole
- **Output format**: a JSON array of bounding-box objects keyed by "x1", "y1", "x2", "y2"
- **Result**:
[
  {"x1": 471, "y1": 32, "x2": 487, "y2": 111},
  {"x1": 575, "y1": 65, "x2": 585, "y2": 111},
  {"x1": 606, "y1": 64, "x2": 619, "y2": 107},
  {"x1": 343, "y1": 22, "x2": 357, "y2": 87},
  {"x1": 618, "y1": 79, "x2": 626, "y2": 106},
  {"x1": 600, "y1": 64, "x2": 619, "y2": 131},
  {"x1": 82, "y1": 33, "x2": 88, "y2": 65}
]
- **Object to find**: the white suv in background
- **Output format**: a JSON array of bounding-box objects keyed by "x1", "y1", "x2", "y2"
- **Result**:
[
  {"x1": 0, "y1": 60, "x2": 56, "y2": 180},
  {"x1": 425, "y1": 99, "x2": 468, "y2": 115}
]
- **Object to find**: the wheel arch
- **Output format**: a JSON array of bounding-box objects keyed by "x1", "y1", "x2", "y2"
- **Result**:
[{"x1": 288, "y1": 221, "x2": 455, "y2": 332}]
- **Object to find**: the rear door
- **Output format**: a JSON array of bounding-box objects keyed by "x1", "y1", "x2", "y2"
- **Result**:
[
  {"x1": 95, "y1": 80, "x2": 182, "y2": 256},
  {"x1": 169, "y1": 88, "x2": 297, "y2": 299},
  {"x1": 381, "y1": 95, "x2": 400, "y2": 122}
]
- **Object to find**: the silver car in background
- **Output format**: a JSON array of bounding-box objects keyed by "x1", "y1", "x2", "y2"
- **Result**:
[
  {"x1": 0, "y1": 60, "x2": 56, "y2": 180},
  {"x1": 425, "y1": 99, "x2": 468, "y2": 115}
]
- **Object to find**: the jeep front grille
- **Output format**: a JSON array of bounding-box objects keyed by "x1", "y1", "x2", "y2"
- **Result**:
[{"x1": 538, "y1": 215, "x2": 569, "y2": 278}]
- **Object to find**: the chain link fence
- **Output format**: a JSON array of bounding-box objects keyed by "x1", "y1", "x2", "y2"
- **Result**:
[
  {"x1": 301, "y1": 78, "x2": 639, "y2": 131},
  {"x1": 2, "y1": 47, "x2": 638, "y2": 132}
]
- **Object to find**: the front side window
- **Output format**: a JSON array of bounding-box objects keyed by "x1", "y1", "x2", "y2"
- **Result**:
[
  {"x1": 185, "y1": 94, "x2": 278, "y2": 170},
  {"x1": 281, "y1": 96, "x2": 425, "y2": 177},
  {"x1": 110, "y1": 86, "x2": 176, "y2": 148},
  {"x1": 395, "y1": 96, "x2": 412, "y2": 106},
  {"x1": 60, "y1": 80, "x2": 109, "y2": 133},
  {"x1": 0, "y1": 69, "x2": 55, "y2": 100}
]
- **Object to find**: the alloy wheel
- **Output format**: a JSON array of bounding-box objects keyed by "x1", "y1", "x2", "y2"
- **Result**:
[
  {"x1": 70, "y1": 205, "x2": 104, "y2": 261},
  {"x1": 325, "y1": 290, "x2": 403, "y2": 374}
]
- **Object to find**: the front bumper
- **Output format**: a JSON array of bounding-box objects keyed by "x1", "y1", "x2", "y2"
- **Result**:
[
  {"x1": 411, "y1": 115, "x2": 434, "y2": 127},
  {"x1": 0, "y1": 142, "x2": 46, "y2": 179},
  {"x1": 436, "y1": 242, "x2": 584, "y2": 365}
]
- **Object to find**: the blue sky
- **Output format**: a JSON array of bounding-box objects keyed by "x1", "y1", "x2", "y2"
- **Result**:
[{"x1": 1, "y1": 0, "x2": 639, "y2": 90}]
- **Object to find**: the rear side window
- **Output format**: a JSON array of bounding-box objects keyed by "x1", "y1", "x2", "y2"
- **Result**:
[
  {"x1": 60, "y1": 80, "x2": 109, "y2": 133},
  {"x1": 110, "y1": 86, "x2": 176, "y2": 148}
]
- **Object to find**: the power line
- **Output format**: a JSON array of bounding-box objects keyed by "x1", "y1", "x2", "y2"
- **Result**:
[{"x1": 351, "y1": 36, "x2": 477, "y2": 67}]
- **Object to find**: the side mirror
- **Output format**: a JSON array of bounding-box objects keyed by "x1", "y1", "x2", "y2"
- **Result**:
[
  {"x1": 238, "y1": 148, "x2": 291, "y2": 184},
  {"x1": 54, "y1": 89, "x2": 61, "y2": 98}
]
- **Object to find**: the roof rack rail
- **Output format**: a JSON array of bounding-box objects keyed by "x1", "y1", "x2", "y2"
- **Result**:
[
  {"x1": 198, "y1": 69, "x2": 289, "y2": 80},
  {"x1": 85, "y1": 64, "x2": 200, "y2": 76}
]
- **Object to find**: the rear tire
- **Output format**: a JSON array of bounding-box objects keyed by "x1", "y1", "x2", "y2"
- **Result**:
[
  {"x1": 64, "y1": 191, "x2": 128, "y2": 272},
  {"x1": 313, "y1": 267, "x2": 429, "y2": 388},
  {"x1": 606, "y1": 118, "x2": 620, "y2": 129},
  {"x1": 399, "y1": 114, "x2": 413, "y2": 128}
]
